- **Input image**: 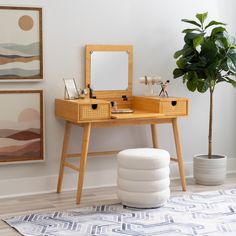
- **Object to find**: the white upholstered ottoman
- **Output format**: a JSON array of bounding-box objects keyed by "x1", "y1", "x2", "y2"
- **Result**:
[{"x1": 117, "y1": 148, "x2": 170, "y2": 208}]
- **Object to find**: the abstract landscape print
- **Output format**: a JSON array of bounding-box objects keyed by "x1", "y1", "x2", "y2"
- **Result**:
[
  {"x1": 0, "y1": 90, "x2": 44, "y2": 163},
  {"x1": 0, "y1": 7, "x2": 43, "y2": 81}
]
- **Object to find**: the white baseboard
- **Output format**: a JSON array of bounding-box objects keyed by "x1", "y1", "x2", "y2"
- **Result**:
[{"x1": 0, "y1": 158, "x2": 235, "y2": 199}]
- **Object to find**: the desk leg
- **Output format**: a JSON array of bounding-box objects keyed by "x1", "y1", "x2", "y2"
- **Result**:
[
  {"x1": 172, "y1": 118, "x2": 187, "y2": 191},
  {"x1": 76, "y1": 123, "x2": 91, "y2": 204},
  {"x1": 151, "y1": 124, "x2": 158, "y2": 148},
  {"x1": 57, "y1": 121, "x2": 72, "y2": 193}
]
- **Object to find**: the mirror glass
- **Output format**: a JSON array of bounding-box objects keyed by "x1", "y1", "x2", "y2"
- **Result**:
[{"x1": 91, "y1": 51, "x2": 128, "y2": 91}]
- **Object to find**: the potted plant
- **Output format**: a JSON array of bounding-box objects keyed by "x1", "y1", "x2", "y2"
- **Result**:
[{"x1": 173, "y1": 12, "x2": 236, "y2": 185}]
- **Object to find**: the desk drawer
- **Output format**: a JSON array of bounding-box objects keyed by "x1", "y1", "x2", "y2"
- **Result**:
[
  {"x1": 79, "y1": 103, "x2": 110, "y2": 121},
  {"x1": 160, "y1": 99, "x2": 187, "y2": 116},
  {"x1": 132, "y1": 96, "x2": 188, "y2": 116},
  {"x1": 55, "y1": 98, "x2": 111, "y2": 122}
]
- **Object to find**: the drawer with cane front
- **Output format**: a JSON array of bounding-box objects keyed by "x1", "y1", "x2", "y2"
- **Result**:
[{"x1": 55, "y1": 98, "x2": 111, "y2": 123}]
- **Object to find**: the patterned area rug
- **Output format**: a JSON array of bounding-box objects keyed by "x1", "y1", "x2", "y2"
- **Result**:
[{"x1": 3, "y1": 188, "x2": 236, "y2": 236}]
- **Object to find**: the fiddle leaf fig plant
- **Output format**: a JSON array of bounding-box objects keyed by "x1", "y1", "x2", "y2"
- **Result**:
[{"x1": 173, "y1": 12, "x2": 236, "y2": 158}]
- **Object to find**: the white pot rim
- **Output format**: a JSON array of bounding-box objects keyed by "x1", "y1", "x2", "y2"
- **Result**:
[{"x1": 194, "y1": 154, "x2": 227, "y2": 160}]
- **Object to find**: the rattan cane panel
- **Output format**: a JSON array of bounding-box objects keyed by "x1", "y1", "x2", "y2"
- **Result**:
[{"x1": 79, "y1": 104, "x2": 110, "y2": 121}]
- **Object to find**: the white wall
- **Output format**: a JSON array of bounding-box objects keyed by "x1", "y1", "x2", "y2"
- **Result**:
[{"x1": 0, "y1": 0, "x2": 235, "y2": 197}]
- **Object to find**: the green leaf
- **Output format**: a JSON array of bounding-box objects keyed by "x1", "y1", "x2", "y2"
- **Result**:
[
  {"x1": 182, "y1": 28, "x2": 202, "y2": 33},
  {"x1": 187, "y1": 79, "x2": 197, "y2": 92},
  {"x1": 196, "y1": 12, "x2": 208, "y2": 24},
  {"x1": 225, "y1": 77, "x2": 236, "y2": 87},
  {"x1": 174, "y1": 49, "x2": 183, "y2": 59},
  {"x1": 197, "y1": 80, "x2": 209, "y2": 93},
  {"x1": 183, "y1": 74, "x2": 188, "y2": 83},
  {"x1": 228, "y1": 48, "x2": 236, "y2": 55},
  {"x1": 182, "y1": 19, "x2": 201, "y2": 27},
  {"x1": 211, "y1": 26, "x2": 226, "y2": 36},
  {"x1": 227, "y1": 57, "x2": 236, "y2": 73},
  {"x1": 205, "y1": 20, "x2": 226, "y2": 29},
  {"x1": 182, "y1": 44, "x2": 195, "y2": 57},
  {"x1": 184, "y1": 32, "x2": 201, "y2": 45},
  {"x1": 223, "y1": 32, "x2": 236, "y2": 47},
  {"x1": 173, "y1": 68, "x2": 185, "y2": 78},
  {"x1": 215, "y1": 39, "x2": 225, "y2": 49},
  {"x1": 207, "y1": 59, "x2": 220, "y2": 72},
  {"x1": 228, "y1": 35, "x2": 236, "y2": 46},
  {"x1": 216, "y1": 77, "x2": 227, "y2": 84},
  {"x1": 176, "y1": 57, "x2": 187, "y2": 69},
  {"x1": 227, "y1": 48, "x2": 236, "y2": 73},
  {"x1": 185, "y1": 71, "x2": 199, "y2": 91},
  {"x1": 201, "y1": 39, "x2": 218, "y2": 63},
  {"x1": 193, "y1": 35, "x2": 204, "y2": 48},
  {"x1": 219, "y1": 59, "x2": 229, "y2": 71},
  {"x1": 213, "y1": 32, "x2": 229, "y2": 48}
]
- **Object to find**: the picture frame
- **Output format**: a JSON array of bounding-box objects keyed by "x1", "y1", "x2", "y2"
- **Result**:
[
  {"x1": 63, "y1": 78, "x2": 79, "y2": 99},
  {"x1": 0, "y1": 90, "x2": 44, "y2": 163},
  {"x1": 0, "y1": 6, "x2": 43, "y2": 81}
]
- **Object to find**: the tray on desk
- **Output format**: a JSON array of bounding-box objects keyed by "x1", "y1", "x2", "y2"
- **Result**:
[{"x1": 111, "y1": 110, "x2": 164, "y2": 119}]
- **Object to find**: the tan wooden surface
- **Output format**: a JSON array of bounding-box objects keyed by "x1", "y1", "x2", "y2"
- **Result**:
[
  {"x1": 57, "y1": 117, "x2": 187, "y2": 204},
  {"x1": 57, "y1": 122, "x2": 72, "y2": 193},
  {"x1": 55, "y1": 98, "x2": 111, "y2": 123},
  {"x1": 55, "y1": 98, "x2": 188, "y2": 124},
  {"x1": 172, "y1": 118, "x2": 187, "y2": 191},
  {"x1": 55, "y1": 96, "x2": 189, "y2": 204},
  {"x1": 151, "y1": 124, "x2": 158, "y2": 148},
  {"x1": 85, "y1": 45, "x2": 133, "y2": 100},
  {"x1": 110, "y1": 111, "x2": 164, "y2": 119},
  {"x1": 132, "y1": 96, "x2": 188, "y2": 116},
  {"x1": 1, "y1": 175, "x2": 236, "y2": 236},
  {"x1": 76, "y1": 123, "x2": 91, "y2": 204}
]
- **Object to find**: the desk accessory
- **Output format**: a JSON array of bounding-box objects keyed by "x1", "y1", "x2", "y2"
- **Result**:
[
  {"x1": 139, "y1": 76, "x2": 170, "y2": 97},
  {"x1": 63, "y1": 78, "x2": 87, "y2": 100},
  {"x1": 111, "y1": 101, "x2": 133, "y2": 114},
  {"x1": 139, "y1": 76, "x2": 162, "y2": 96},
  {"x1": 159, "y1": 80, "x2": 170, "y2": 97}
]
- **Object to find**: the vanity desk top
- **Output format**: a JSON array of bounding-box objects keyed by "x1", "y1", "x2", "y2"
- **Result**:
[{"x1": 55, "y1": 95, "x2": 188, "y2": 124}]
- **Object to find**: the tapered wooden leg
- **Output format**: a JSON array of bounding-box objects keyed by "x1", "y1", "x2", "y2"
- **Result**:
[
  {"x1": 57, "y1": 121, "x2": 72, "y2": 193},
  {"x1": 151, "y1": 124, "x2": 158, "y2": 148},
  {"x1": 172, "y1": 118, "x2": 187, "y2": 191},
  {"x1": 76, "y1": 123, "x2": 91, "y2": 204}
]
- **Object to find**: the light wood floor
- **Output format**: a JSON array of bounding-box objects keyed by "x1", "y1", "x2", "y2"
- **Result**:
[{"x1": 0, "y1": 174, "x2": 236, "y2": 236}]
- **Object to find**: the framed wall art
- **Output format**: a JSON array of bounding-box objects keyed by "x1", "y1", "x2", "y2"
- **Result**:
[
  {"x1": 0, "y1": 6, "x2": 43, "y2": 81},
  {"x1": 0, "y1": 90, "x2": 44, "y2": 163}
]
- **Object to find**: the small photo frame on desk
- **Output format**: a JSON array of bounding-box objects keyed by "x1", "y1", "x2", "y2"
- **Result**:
[{"x1": 63, "y1": 78, "x2": 79, "y2": 99}]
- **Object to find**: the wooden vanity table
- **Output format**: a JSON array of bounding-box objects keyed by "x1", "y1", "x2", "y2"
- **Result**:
[{"x1": 55, "y1": 45, "x2": 189, "y2": 204}]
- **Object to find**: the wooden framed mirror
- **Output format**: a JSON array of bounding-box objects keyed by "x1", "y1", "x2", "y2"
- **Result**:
[{"x1": 85, "y1": 45, "x2": 133, "y2": 100}]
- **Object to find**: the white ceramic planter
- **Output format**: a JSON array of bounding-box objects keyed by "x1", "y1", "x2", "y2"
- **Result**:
[{"x1": 193, "y1": 154, "x2": 227, "y2": 185}]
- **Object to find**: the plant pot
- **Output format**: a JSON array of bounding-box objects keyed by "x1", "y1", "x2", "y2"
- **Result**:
[{"x1": 193, "y1": 154, "x2": 227, "y2": 186}]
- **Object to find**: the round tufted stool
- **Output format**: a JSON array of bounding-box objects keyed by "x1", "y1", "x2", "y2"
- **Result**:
[{"x1": 117, "y1": 148, "x2": 170, "y2": 208}]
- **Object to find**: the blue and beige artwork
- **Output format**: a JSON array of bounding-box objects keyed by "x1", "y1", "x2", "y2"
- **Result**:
[{"x1": 0, "y1": 8, "x2": 41, "y2": 80}]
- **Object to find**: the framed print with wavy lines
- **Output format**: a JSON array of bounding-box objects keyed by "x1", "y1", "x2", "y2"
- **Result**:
[
  {"x1": 0, "y1": 6, "x2": 43, "y2": 81},
  {"x1": 0, "y1": 90, "x2": 44, "y2": 164}
]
